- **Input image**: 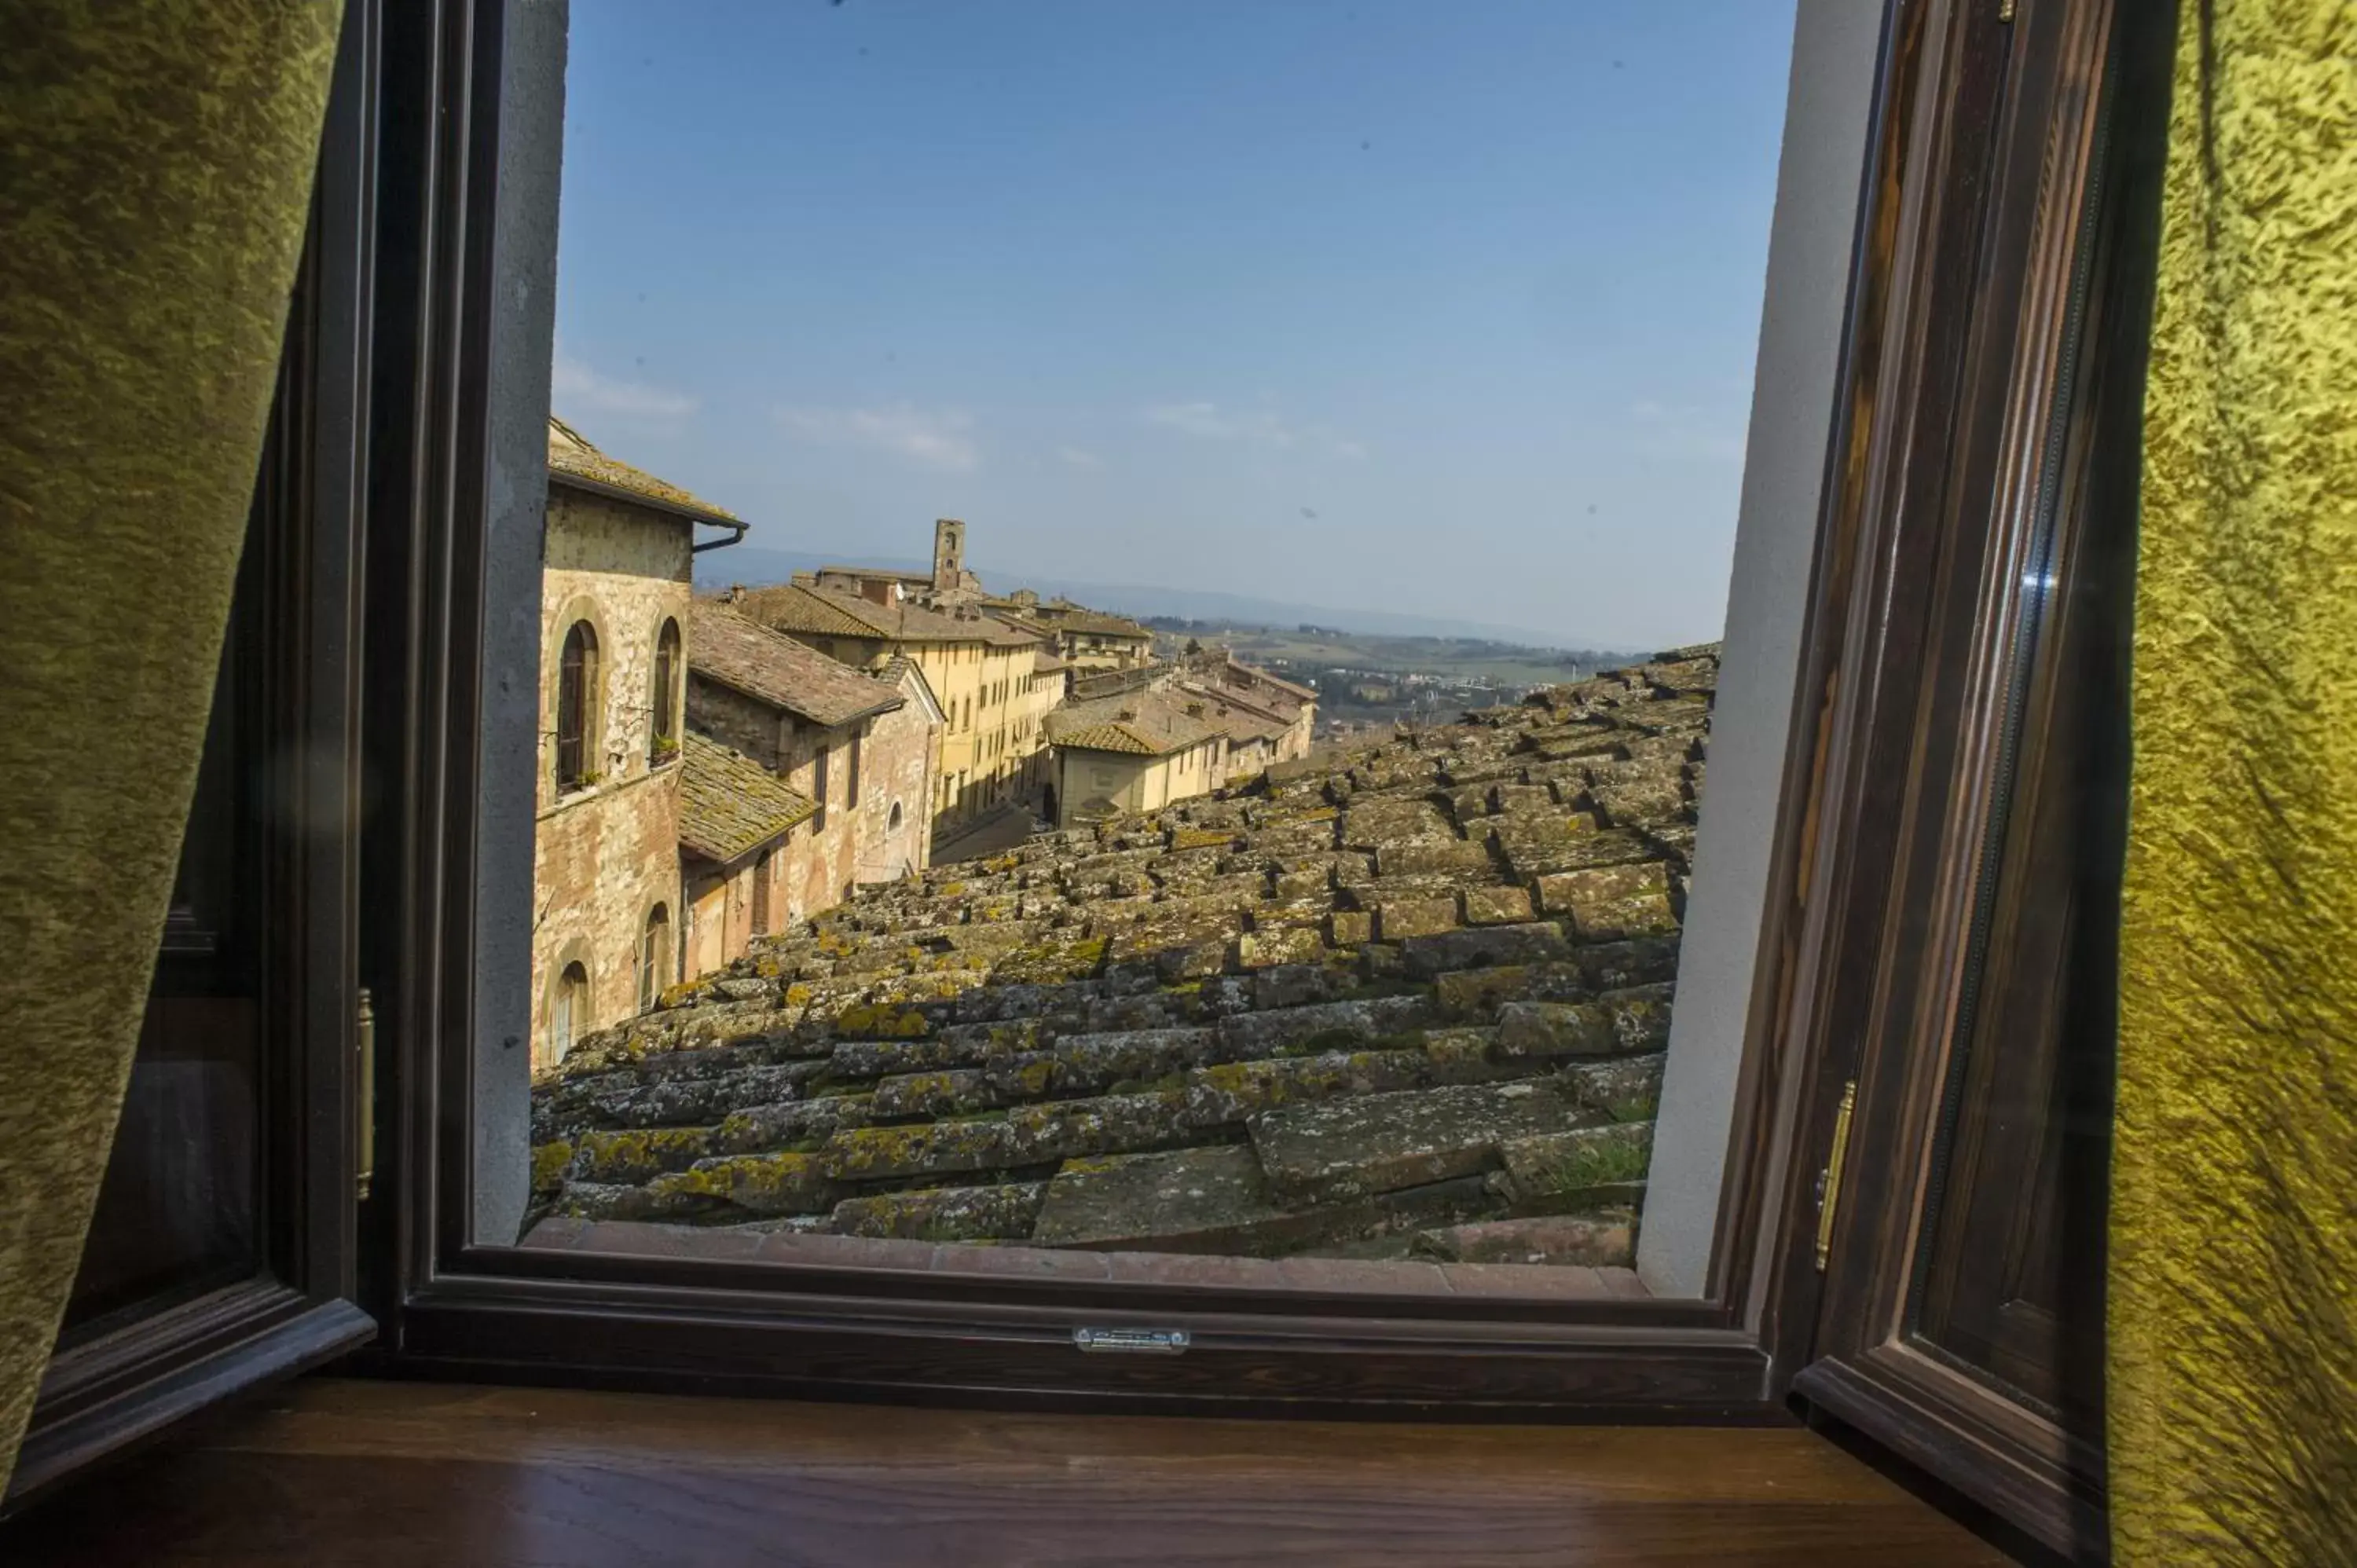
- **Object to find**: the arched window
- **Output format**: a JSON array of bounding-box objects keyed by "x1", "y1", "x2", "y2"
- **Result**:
[
  {"x1": 888, "y1": 800, "x2": 904, "y2": 832},
  {"x1": 650, "y1": 617, "x2": 681, "y2": 762},
  {"x1": 639, "y1": 904, "x2": 671, "y2": 1010},
  {"x1": 552, "y1": 959, "x2": 591, "y2": 1058},
  {"x1": 556, "y1": 620, "x2": 599, "y2": 791}
]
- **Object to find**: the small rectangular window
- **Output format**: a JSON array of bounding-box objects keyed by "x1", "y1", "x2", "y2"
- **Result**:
[{"x1": 813, "y1": 743, "x2": 830, "y2": 833}]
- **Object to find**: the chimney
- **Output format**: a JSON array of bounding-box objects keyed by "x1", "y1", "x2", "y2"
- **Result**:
[
  {"x1": 860, "y1": 577, "x2": 893, "y2": 606},
  {"x1": 728, "y1": 584, "x2": 745, "y2": 605}
]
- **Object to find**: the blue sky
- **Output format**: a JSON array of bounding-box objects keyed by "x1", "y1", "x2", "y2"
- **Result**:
[{"x1": 554, "y1": 1, "x2": 1798, "y2": 650}]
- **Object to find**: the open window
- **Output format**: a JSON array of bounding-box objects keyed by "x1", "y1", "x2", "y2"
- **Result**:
[
  {"x1": 15, "y1": 4, "x2": 2167, "y2": 1557},
  {"x1": 651, "y1": 617, "x2": 682, "y2": 764},
  {"x1": 555, "y1": 621, "x2": 600, "y2": 792}
]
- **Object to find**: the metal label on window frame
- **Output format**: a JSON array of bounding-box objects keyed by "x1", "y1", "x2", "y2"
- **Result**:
[{"x1": 1074, "y1": 1327, "x2": 1190, "y2": 1355}]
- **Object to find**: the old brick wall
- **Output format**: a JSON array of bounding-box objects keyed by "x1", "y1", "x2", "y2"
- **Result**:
[
  {"x1": 683, "y1": 844, "x2": 794, "y2": 984},
  {"x1": 774, "y1": 720, "x2": 858, "y2": 928},
  {"x1": 532, "y1": 771, "x2": 682, "y2": 1067},
  {"x1": 531, "y1": 487, "x2": 694, "y2": 1066},
  {"x1": 685, "y1": 676, "x2": 781, "y2": 770},
  {"x1": 852, "y1": 697, "x2": 937, "y2": 882},
  {"x1": 538, "y1": 487, "x2": 692, "y2": 807}
]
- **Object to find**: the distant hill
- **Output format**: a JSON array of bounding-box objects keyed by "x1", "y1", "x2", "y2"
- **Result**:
[{"x1": 694, "y1": 544, "x2": 1611, "y2": 652}]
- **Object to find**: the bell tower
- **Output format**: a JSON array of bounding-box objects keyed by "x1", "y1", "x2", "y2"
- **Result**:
[{"x1": 932, "y1": 518, "x2": 966, "y2": 593}]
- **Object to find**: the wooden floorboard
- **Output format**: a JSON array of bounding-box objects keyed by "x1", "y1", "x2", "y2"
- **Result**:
[{"x1": 2, "y1": 1377, "x2": 2013, "y2": 1566}]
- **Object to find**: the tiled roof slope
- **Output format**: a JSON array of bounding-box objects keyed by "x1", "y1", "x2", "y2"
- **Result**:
[
  {"x1": 1045, "y1": 689, "x2": 1227, "y2": 756},
  {"x1": 735, "y1": 581, "x2": 1042, "y2": 647},
  {"x1": 529, "y1": 646, "x2": 1721, "y2": 1271},
  {"x1": 1178, "y1": 680, "x2": 1298, "y2": 744},
  {"x1": 1051, "y1": 608, "x2": 1155, "y2": 638},
  {"x1": 991, "y1": 599, "x2": 1156, "y2": 640},
  {"x1": 679, "y1": 735, "x2": 816, "y2": 864},
  {"x1": 689, "y1": 600, "x2": 904, "y2": 727},
  {"x1": 547, "y1": 416, "x2": 741, "y2": 524},
  {"x1": 1188, "y1": 650, "x2": 1318, "y2": 704}
]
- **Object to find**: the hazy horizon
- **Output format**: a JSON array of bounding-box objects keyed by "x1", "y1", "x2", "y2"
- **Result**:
[{"x1": 555, "y1": 2, "x2": 1797, "y2": 650}]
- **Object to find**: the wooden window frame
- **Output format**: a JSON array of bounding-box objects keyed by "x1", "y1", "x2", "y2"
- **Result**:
[
  {"x1": 649, "y1": 615, "x2": 681, "y2": 763},
  {"x1": 553, "y1": 619, "x2": 598, "y2": 792},
  {"x1": 638, "y1": 903, "x2": 670, "y2": 1013},
  {"x1": 1772, "y1": 0, "x2": 2169, "y2": 1554},
  {"x1": 343, "y1": 0, "x2": 2146, "y2": 1432}
]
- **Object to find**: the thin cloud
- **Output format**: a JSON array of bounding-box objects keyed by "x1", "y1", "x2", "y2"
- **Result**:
[
  {"x1": 773, "y1": 402, "x2": 979, "y2": 472},
  {"x1": 1148, "y1": 401, "x2": 1297, "y2": 447},
  {"x1": 552, "y1": 349, "x2": 698, "y2": 422},
  {"x1": 1057, "y1": 445, "x2": 1103, "y2": 469},
  {"x1": 1145, "y1": 400, "x2": 1365, "y2": 459}
]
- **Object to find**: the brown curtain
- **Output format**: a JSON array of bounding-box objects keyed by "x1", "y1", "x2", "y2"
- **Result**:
[
  {"x1": 2110, "y1": 0, "x2": 2357, "y2": 1559},
  {"x1": 0, "y1": 0, "x2": 345, "y2": 1495}
]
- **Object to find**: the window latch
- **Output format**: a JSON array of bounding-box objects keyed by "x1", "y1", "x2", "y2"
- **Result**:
[
  {"x1": 1813, "y1": 1079, "x2": 1858, "y2": 1272},
  {"x1": 356, "y1": 987, "x2": 377, "y2": 1203}
]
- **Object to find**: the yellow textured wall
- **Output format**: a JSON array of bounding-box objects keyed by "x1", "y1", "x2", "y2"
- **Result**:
[{"x1": 2110, "y1": 2, "x2": 2357, "y2": 1560}]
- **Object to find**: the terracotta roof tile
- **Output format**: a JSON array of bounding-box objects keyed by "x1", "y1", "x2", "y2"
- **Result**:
[
  {"x1": 679, "y1": 735, "x2": 816, "y2": 864},
  {"x1": 732, "y1": 582, "x2": 1043, "y2": 647},
  {"x1": 1046, "y1": 689, "x2": 1228, "y2": 757},
  {"x1": 546, "y1": 416, "x2": 741, "y2": 525},
  {"x1": 689, "y1": 601, "x2": 904, "y2": 728}
]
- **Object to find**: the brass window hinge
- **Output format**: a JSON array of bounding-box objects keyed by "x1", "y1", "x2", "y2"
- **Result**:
[
  {"x1": 356, "y1": 987, "x2": 377, "y2": 1202},
  {"x1": 1813, "y1": 1079, "x2": 1858, "y2": 1272},
  {"x1": 1998, "y1": 0, "x2": 2016, "y2": 20}
]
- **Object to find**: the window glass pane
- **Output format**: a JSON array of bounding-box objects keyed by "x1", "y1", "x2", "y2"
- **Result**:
[{"x1": 502, "y1": 2, "x2": 1831, "y2": 1300}]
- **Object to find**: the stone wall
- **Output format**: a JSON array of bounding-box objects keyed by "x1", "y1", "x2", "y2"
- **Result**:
[
  {"x1": 686, "y1": 676, "x2": 781, "y2": 771},
  {"x1": 533, "y1": 770, "x2": 682, "y2": 1066},
  {"x1": 684, "y1": 846, "x2": 774, "y2": 981},
  {"x1": 852, "y1": 694, "x2": 937, "y2": 883},
  {"x1": 774, "y1": 718, "x2": 860, "y2": 929},
  {"x1": 531, "y1": 486, "x2": 695, "y2": 1066},
  {"x1": 538, "y1": 486, "x2": 692, "y2": 808},
  {"x1": 680, "y1": 671, "x2": 935, "y2": 958}
]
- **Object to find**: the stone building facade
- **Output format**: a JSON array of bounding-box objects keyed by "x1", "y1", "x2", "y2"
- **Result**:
[
  {"x1": 728, "y1": 572, "x2": 1054, "y2": 833},
  {"x1": 1046, "y1": 689, "x2": 1231, "y2": 828},
  {"x1": 856, "y1": 658, "x2": 947, "y2": 881},
  {"x1": 1180, "y1": 648, "x2": 1318, "y2": 768},
  {"x1": 532, "y1": 418, "x2": 745, "y2": 1068},
  {"x1": 984, "y1": 590, "x2": 1157, "y2": 672},
  {"x1": 678, "y1": 735, "x2": 816, "y2": 982},
  {"x1": 684, "y1": 600, "x2": 940, "y2": 947}
]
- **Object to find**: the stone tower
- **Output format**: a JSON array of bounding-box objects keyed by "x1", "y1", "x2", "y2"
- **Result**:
[{"x1": 932, "y1": 518, "x2": 966, "y2": 593}]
